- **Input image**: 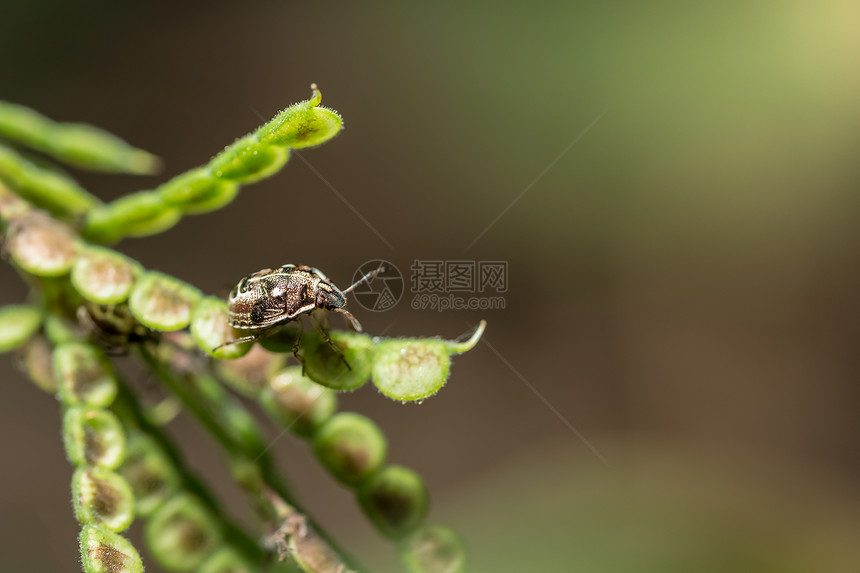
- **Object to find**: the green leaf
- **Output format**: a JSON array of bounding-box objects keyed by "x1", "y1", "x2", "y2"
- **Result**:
[{"x1": 0, "y1": 304, "x2": 42, "y2": 353}]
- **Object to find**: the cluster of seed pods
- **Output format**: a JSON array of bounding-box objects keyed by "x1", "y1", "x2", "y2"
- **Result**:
[{"x1": 0, "y1": 91, "x2": 480, "y2": 573}]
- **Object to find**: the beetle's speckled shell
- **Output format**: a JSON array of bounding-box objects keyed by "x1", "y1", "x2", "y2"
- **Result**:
[{"x1": 227, "y1": 264, "x2": 343, "y2": 330}]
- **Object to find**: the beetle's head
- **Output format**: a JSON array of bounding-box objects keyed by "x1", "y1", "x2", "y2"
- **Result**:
[{"x1": 316, "y1": 282, "x2": 346, "y2": 309}]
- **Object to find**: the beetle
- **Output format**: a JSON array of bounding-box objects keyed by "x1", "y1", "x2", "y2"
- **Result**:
[{"x1": 215, "y1": 264, "x2": 382, "y2": 368}]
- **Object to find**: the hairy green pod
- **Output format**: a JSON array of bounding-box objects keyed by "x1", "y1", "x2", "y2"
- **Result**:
[
  {"x1": 0, "y1": 144, "x2": 100, "y2": 217},
  {"x1": 6, "y1": 213, "x2": 78, "y2": 277},
  {"x1": 312, "y1": 412, "x2": 386, "y2": 486},
  {"x1": 302, "y1": 330, "x2": 373, "y2": 391},
  {"x1": 84, "y1": 191, "x2": 181, "y2": 242},
  {"x1": 145, "y1": 493, "x2": 221, "y2": 572},
  {"x1": 18, "y1": 334, "x2": 56, "y2": 393},
  {"x1": 256, "y1": 86, "x2": 343, "y2": 149},
  {"x1": 214, "y1": 344, "x2": 285, "y2": 397},
  {"x1": 71, "y1": 245, "x2": 142, "y2": 305},
  {"x1": 128, "y1": 271, "x2": 201, "y2": 331},
  {"x1": 372, "y1": 321, "x2": 486, "y2": 402},
  {"x1": 190, "y1": 296, "x2": 252, "y2": 359},
  {"x1": 0, "y1": 304, "x2": 42, "y2": 353},
  {"x1": 210, "y1": 135, "x2": 290, "y2": 184},
  {"x1": 72, "y1": 467, "x2": 135, "y2": 532},
  {"x1": 79, "y1": 524, "x2": 144, "y2": 573},
  {"x1": 119, "y1": 432, "x2": 181, "y2": 517},
  {"x1": 54, "y1": 342, "x2": 118, "y2": 408},
  {"x1": 358, "y1": 465, "x2": 429, "y2": 539},
  {"x1": 400, "y1": 524, "x2": 467, "y2": 573},
  {"x1": 63, "y1": 407, "x2": 126, "y2": 469},
  {"x1": 198, "y1": 548, "x2": 255, "y2": 573},
  {"x1": 159, "y1": 168, "x2": 239, "y2": 214},
  {"x1": 0, "y1": 101, "x2": 159, "y2": 174},
  {"x1": 261, "y1": 366, "x2": 337, "y2": 438}
]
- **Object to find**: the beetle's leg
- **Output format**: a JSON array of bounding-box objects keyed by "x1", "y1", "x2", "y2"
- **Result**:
[
  {"x1": 212, "y1": 334, "x2": 259, "y2": 353},
  {"x1": 311, "y1": 312, "x2": 351, "y2": 371},
  {"x1": 291, "y1": 319, "x2": 307, "y2": 374},
  {"x1": 332, "y1": 307, "x2": 363, "y2": 333}
]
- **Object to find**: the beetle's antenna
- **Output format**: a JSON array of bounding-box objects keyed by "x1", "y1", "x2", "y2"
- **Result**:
[{"x1": 342, "y1": 263, "x2": 385, "y2": 294}]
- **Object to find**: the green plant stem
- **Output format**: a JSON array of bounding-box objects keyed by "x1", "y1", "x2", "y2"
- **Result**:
[
  {"x1": 136, "y1": 344, "x2": 364, "y2": 572},
  {"x1": 110, "y1": 374, "x2": 266, "y2": 566}
]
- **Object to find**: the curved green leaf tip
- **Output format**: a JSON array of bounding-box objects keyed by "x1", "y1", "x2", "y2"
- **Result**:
[
  {"x1": 79, "y1": 524, "x2": 143, "y2": 573},
  {"x1": 400, "y1": 524, "x2": 467, "y2": 573},
  {"x1": 256, "y1": 84, "x2": 343, "y2": 149},
  {"x1": 371, "y1": 320, "x2": 486, "y2": 402},
  {"x1": 0, "y1": 304, "x2": 42, "y2": 353}
]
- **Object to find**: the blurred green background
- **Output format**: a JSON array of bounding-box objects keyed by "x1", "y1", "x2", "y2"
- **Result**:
[{"x1": 2, "y1": 1, "x2": 860, "y2": 571}]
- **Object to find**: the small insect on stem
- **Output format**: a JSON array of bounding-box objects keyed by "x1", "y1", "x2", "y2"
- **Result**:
[{"x1": 214, "y1": 264, "x2": 384, "y2": 370}]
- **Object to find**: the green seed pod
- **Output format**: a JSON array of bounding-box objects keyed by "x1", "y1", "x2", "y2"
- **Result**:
[
  {"x1": 256, "y1": 324, "x2": 299, "y2": 354},
  {"x1": 63, "y1": 407, "x2": 125, "y2": 469},
  {"x1": 0, "y1": 304, "x2": 42, "y2": 353},
  {"x1": 84, "y1": 191, "x2": 178, "y2": 242},
  {"x1": 50, "y1": 123, "x2": 160, "y2": 175},
  {"x1": 6, "y1": 212, "x2": 77, "y2": 276},
  {"x1": 0, "y1": 180, "x2": 31, "y2": 220},
  {"x1": 128, "y1": 271, "x2": 201, "y2": 331},
  {"x1": 256, "y1": 86, "x2": 343, "y2": 149},
  {"x1": 79, "y1": 524, "x2": 144, "y2": 573},
  {"x1": 214, "y1": 344, "x2": 286, "y2": 397},
  {"x1": 0, "y1": 144, "x2": 100, "y2": 218},
  {"x1": 210, "y1": 135, "x2": 290, "y2": 184},
  {"x1": 0, "y1": 101, "x2": 159, "y2": 174},
  {"x1": 119, "y1": 432, "x2": 181, "y2": 517},
  {"x1": 71, "y1": 245, "x2": 142, "y2": 305},
  {"x1": 357, "y1": 465, "x2": 429, "y2": 539},
  {"x1": 43, "y1": 312, "x2": 81, "y2": 345},
  {"x1": 190, "y1": 296, "x2": 252, "y2": 360},
  {"x1": 72, "y1": 467, "x2": 135, "y2": 532},
  {"x1": 400, "y1": 524, "x2": 467, "y2": 573},
  {"x1": 54, "y1": 342, "x2": 118, "y2": 408},
  {"x1": 158, "y1": 168, "x2": 239, "y2": 215},
  {"x1": 312, "y1": 412, "x2": 386, "y2": 486},
  {"x1": 372, "y1": 321, "x2": 486, "y2": 402},
  {"x1": 261, "y1": 366, "x2": 337, "y2": 438},
  {"x1": 145, "y1": 493, "x2": 221, "y2": 572},
  {"x1": 17, "y1": 334, "x2": 56, "y2": 393},
  {"x1": 198, "y1": 548, "x2": 254, "y2": 573},
  {"x1": 302, "y1": 330, "x2": 373, "y2": 391}
]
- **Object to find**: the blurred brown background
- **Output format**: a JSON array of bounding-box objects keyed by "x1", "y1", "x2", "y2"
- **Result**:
[{"x1": 2, "y1": 1, "x2": 860, "y2": 571}]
